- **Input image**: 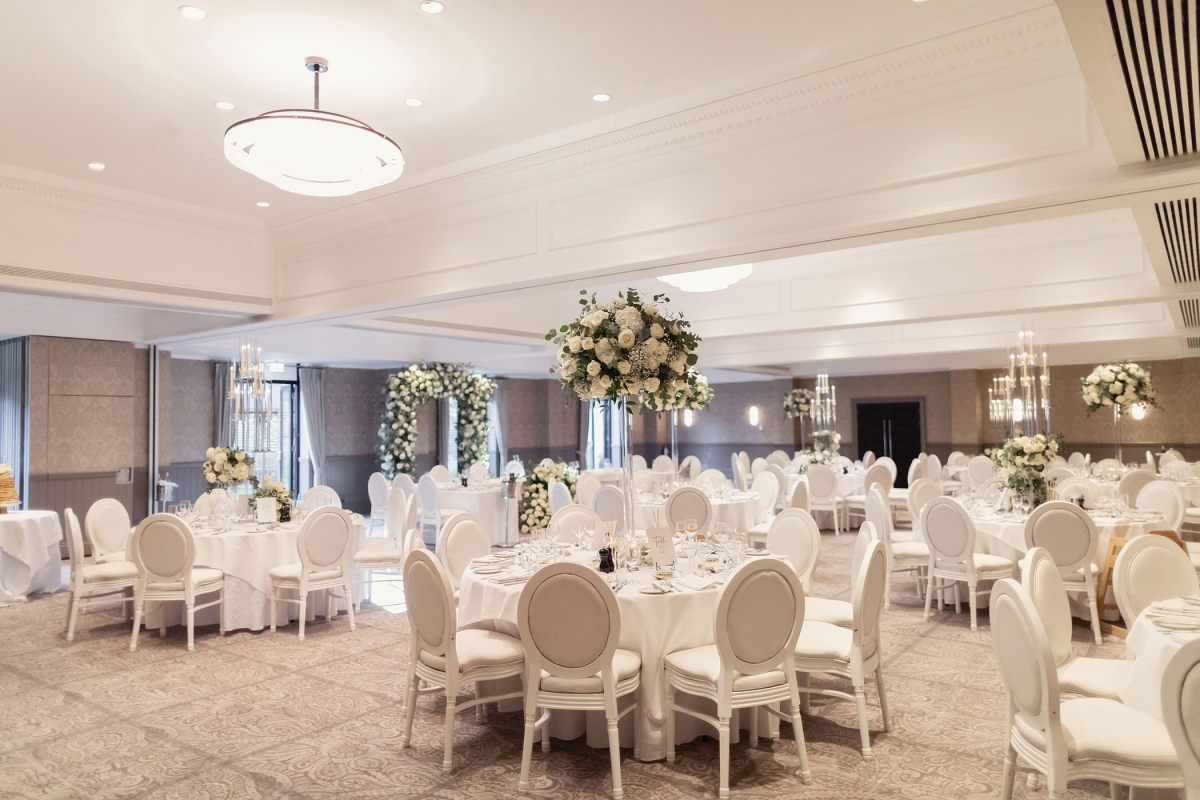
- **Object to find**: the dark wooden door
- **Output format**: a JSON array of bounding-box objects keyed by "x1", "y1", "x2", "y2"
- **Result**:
[{"x1": 856, "y1": 402, "x2": 923, "y2": 488}]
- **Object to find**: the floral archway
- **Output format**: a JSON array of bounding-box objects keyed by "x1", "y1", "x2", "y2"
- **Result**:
[{"x1": 378, "y1": 363, "x2": 495, "y2": 478}]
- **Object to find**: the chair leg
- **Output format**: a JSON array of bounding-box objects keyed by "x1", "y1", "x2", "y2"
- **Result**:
[
  {"x1": 1000, "y1": 742, "x2": 1017, "y2": 800},
  {"x1": 519, "y1": 710, "x2": 537, "y2": 794},
  {"x1": 607, "y1": 716, "x2": 624, "y2": 800},
  {"x1": 954, "y1": 583, "x2": 961, "y2": 615},
  {"x1": 541, "y1": 711, "x2": 550, "y2": 753},
  {"x1": 790, "y1": 708, "x2": 812, "y2": 784},
  {"x1": 270, "y1": 587, "x2": 278, "y2": 633},
  {"x1": 665, "y1": 680, "x2": 677, "y2": 763},
  {"x1": 186, "y1": 602, "x2": 195, "y2": 651},
  {"x1": 159, "y1": 605, "x2": 166, "y2": 637},
  {"x1": 1087, "y1": 584, "x2": 1103, "y2": 645},
  {"x1": 718, "y1": 715, "x2": 731, "y2": 799},
  {"x1": 345, "y1": 581, "x2": 356, "y2": 632},
  {"x1": 298, "y1": 594, "x2": 307, "y2": 641},
  {"x1": 355, "y1": 570, "x2": 363, "y2": 613},
  {"x1": 218, "y1": 585, "x2": 225, "y2": 637},
  {"x1": 443, "y1": 694, "x2": 457, "y2": 772},
  {"x1": 876, "y1": 664, "x2": 892, "y2": 732},
  {"x1": 748, "y1": 704, "x2": 759, "y2": 747},
  {"x1": 66, "y1": 590, "x2": 81, "y2": 642},
  {"x1": 968, "y1": 581, "x2": 977, "y2": 632},
  {"x1": 923, "y1": 575, "x2": 935, "y2": 621},
  {"x1": 770, "y1": 702, "x2": 780, "y2": 740},
  {"x1": 401, "y1": 668, "x2": 420, "y2": 747},
  {"x1": 799, "y1": 671, "x2": 811, "y2": 715},
  {"x1": 854, "y1": 684, "x2": 872, "y2": 759},
  {"x1": 129, "y1": 601, "x2": 143, "y2": 652}
]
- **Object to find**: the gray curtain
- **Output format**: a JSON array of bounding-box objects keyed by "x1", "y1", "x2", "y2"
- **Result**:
[
  {"x1": 300, "y1": 367, "x2": 327, "y2": 485},
  {"x1": 487, "y1": 378, "x2": 507, "y2": 476},
  {"x1": 578, "y1": 399, "x2": 591, "y2": 467},
  {"x1": 213, "y1": 361, "x2": 232, "y2": 448},
  {"x1": 0, "y1": 337, "x2": 28, "y2": 507}
]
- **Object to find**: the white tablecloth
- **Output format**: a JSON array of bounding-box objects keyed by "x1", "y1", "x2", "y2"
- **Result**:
[
  {"x1": 582, "y1": 468, "x2": 625, "y2": 486},
  {"x1": 459, "y1": 551, "x2": 777, "y2": 761},
  {"x1": 0, "y1": 511, "x2": 63, "y2": 603},
  {"x1": 439, "y1": 487, "x2": 520, "y2": 546},
  {"x1": 1120, "y1": 598, "x2": 1200, "y2": 723},
  {"x1": 633, "y1": 494, "x2": 762, "y2": 534}
]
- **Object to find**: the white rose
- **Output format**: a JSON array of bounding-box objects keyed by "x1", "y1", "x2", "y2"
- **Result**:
[
  {"x1": 670, "y1": 357, "x2": 687, "y2": 373},
  {"x1": 215, "y1": 451, "x2": 227, "y2": 464},
  {"x1": 618, "y1": 329, "x2": 636, "y2": 348},
  {"x1": 650, "y1": 323, "x2": 664, "y2": 339},
  {"x1": 235, "y1": 451, "x2": 246, "y2": 461},
  {"x1": 205, "y1": 447, "x2": 215, "y2": 459},
  {"x1": 1109, "y1": 382, "x2": 1123, "y2": 395},
  {"x1": 643, "y1": 303, "x2": 659, "y2": 317},
  {"x1": 205, "y1": 472, "x2": 216, "y2": 483},
  {"x1": 587, "y1": 361, "x2": 602, "y2": 376},
  {"x1": 617, "y1": 361, "x2": 631, "y2": 375},
  {"x1": 670, "y1": 322, "x2": 681, "y2": 335},
  {"x1": 614, "y1": 297, "x2": 628, "y2": 308},
  {"x1": 599, "y1": 375, "x2": 612, "y2": 388},
  {"x1": 568, "y1": 336, "x2": 582, "y2": 352},
  {"x1": 1088, "y1": 374, "x2": 1099, "y2": 385},
  {"x1": 644, "y1": 377, "x2": 661, "y2": 392},
  {"x1": 581, "y1": 337, "x2": 594, "y2": 350}
]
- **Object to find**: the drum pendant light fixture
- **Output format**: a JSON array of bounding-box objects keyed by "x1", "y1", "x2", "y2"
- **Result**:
[{"x1": 223, "y1": 57, "x2": 404, "y2": 197}]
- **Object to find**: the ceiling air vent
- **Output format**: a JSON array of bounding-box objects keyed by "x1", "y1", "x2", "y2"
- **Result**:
[
  {"x1": 1182, "y1": 297, "x2": 1200, "y2": 327},
  {"x1": 1188, "y1": 336, "x2": 1200, "y2": 348},
  {"x1": 1106, "y1": 0, "x2": 1198, "y2": 160},
  {"x1": 1155, "y1": 198, "x2": 1200, "y2": 283}
]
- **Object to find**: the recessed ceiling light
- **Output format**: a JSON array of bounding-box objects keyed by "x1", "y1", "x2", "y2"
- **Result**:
[
  {"x1": 592, "y1": 93, "x2": 611, "y2": 102},
  {"x1": 214, "y1": 101, "x2": 235, "y2": 110},
  {"x1": 420, "y1": 1, "x2": 445, "y2": 13},
  {"x1": 405, "y1": 98, "x2": 424, "y2": 107},
  {"x1": 256, "y1": 201, "x2": 270, "y2": 207},
  {"x1": 87, "y1": 162, "x2": 105, "y2": 171},
  {"x1": 177, "y1": 5, "x2": 206, "y2": 21}
]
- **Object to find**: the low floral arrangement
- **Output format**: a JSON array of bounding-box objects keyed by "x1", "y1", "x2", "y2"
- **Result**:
[
  {"x1": 792, "y1": 449, "x2": 833, "y2": 473},
  {"x1": 812, "y1": 430, "x2": 841, "y2": 454},
  {"x1": 519, "y1": 460, "x2": 579, "y2": 533},
  {"x1": 640, "y1": 367, "x2": 714, "y2": 412},
  {"x1": 994, "y1": 433, "x2": 1061, "y2": 507},
  {"x1": 202, "y1": 447, "x2": 257, "y2": 489},
  {"x1": 250, "y1": 476, "x2": 292, "y2": 522},
  {"x1": 548, "y1": 289, "x2": 700, "y2": 405},
  {"x1": 1081, "y1": 362, "x2": 1158, "y2": 414},
  {"x1": 0, "y1": 463, "x2": 17, "y2": 509},
  {"x1": 379, "y1": 363, "x2": 495, "y2": 479},
  {"x1": 783, "y1": 387, "x2": 815, "y2": 420}
]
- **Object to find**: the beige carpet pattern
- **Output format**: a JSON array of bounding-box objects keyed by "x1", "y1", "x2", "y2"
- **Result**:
[{"x1": 0, "y1": 534, "x2": 1126, "y2": 799}]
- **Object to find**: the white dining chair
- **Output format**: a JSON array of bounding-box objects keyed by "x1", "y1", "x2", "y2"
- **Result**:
[
  {"x1": 631, "y1": 454, "x2": 648, "y2": 472},
  {"x1": 807, "y1": 464, "x2": 846, "y2": 536},
  {"x1": 868, "y1": 486, "x2": 927, "y2": 609},
  {"x1": 1147, "y1": 450, "x2": 1158, "y2": 474},
  {"x1": 392, "y1": 472, "x2": 417, "y2": 498},
  {"x1": 664, "y1": 485, "x2": 713, "y2": 535},
  {"x1": 1020, "y1": 547, "x2": 1130, "y2": 700},
  {"x1": 976, "y1": 476, "x2": 1006, "y2": 506},
  {"x1": 1044, "y1": 466, "x2": 1076, "y2": 484},
  {"x1": 1054, "y1": 478, "x2": 1097, "y2": 509},
  {"x1": 63, "y1": 508, "x2": 136, "y2": 642},
  {"x1": 844, "y1": 462, "x2": 893, "y2": 526},
  {"x1": 1161, "y1": 638, "x2": 1200, "y2": 800},
  {"x1": 268, "y1": 506, "x2": 356, "y2": 641},
  {"x1": 1137, "y1": 480, "x2": 1186, "y2": 531},
  {"x1": 966, "y1": 455, "x2": 995, "y2": 487},
  {"x1": 926, "y1": 453, "x2": 945, "y2": 487},
  {"x1": 861, "y1": 450, "x2": 876, "y2": 469},
  {"x1": 1113, "y1": 534, "x2": 1200, "y2": 624},
  {"x1": 905, "y1": 478, "x2": 943, "y2": 538},
  {"x1": 763, "y1": 464, "x2": 789, "y2": 512},
  {"x1": 548, "y1": 480, "x2": 573, "y2": 514},
  {"x1": 750, "y1": 457, "x2": 767, "y2": 477},
  {"x1": 1163, "y1": 448, "x2": 1185, "y2": 462},
  {"x1": 128, "y1": 513, "x2": 224, "y2": 652},
  {"x1": 1021, "y1": 501, "x2": 1102, "y2": 644},
  {"x1": 664, "y1": 558, "x2": 811, "y2": 796},
  {"x1": 84, "y1": 498, "x2": 131, "y2": 564},
  {"x1": 367, "y1": 471, "x2": 390, "y2": 533},
  {"x1": 591, "y1": 485, "x2": 627, "y2": 534},
  {"x1": 679, "y1": 454, "x2": 702, "y2": 480},
  {"x1": 400, "y1": 549, "x2": 525, "y2": 772},
  {"x1": 749, "y1": 471, "x2": 778, "y2": 524},
  {"x1": 906, "y1": 458, "x2": 924, "y2": 488},
  {"x1": 575, "y1": 474, "x2": 603, "y2": 507},
  {"x1": 436, "y1": 512, "x2": 492, "y2": 592},
  {"x1": 417, "y1": 473, "x2": 456, "y2": 544},
  {"x1": 192, "y1": 492, "x2": 212, "y2": 519},
  {"x1": 921, "y1": 496, "x2": 1014, "y2": 631},
  {"x1": 787, "y1": 479, "x2": 810, "y2": 513},
  {"x1": 653, "y1": 454, "x2": 675, "y2": 475},
  {"x1": 1118, "y1": 469, "x2": 1157, "y2": 505},
  {"x1": 698, "y1": 468, "x2": 727, "y2": 494},
  {"x1": 468, "y1": 461, "x2": 489, "y2": 483},
  {"x1": 354, "y1": 487, "x2": 408, "y2": 612},
  {"x1": 732, "y1": 457, "x2": 750, "y2": 492},
  {"x1": 738, "y1": 451, "x2": 750, "y2": 476},
  {"x1": 632, "y1": 469, "x2": 657, "y2": 496},
  {"x1": 548, "y1": 503, "x2": 602, "y2": 545},
  {"x1": 404, "y1": 492, "x2": 419, "y2": 536},
  {"x1": 429, "y1": 465, "x2": 452, "y2": 483},
  {"x1": 795, "y1": 540, "x2": 891, "y2": 759},
  {"x1": 516, "y1": 561, "x2": 640, "y2": 798},
  {"x1": 765, "y1": 508, "x2": 820, "y2": 591},
  {"x1": 1066, "y1": 451, "x2": 1086, "y2": 469},
  {"x1": 874, "y1": 456, "x2": 897, "y2": 484},
  {"x1": 303, "y1": 485, "x2": 342, "y2": 509},
  {"x1": 1166, "y1": 459, "x2": 1195, "y2": 482},
  {"x1": 505, "y1": 459, "x2": 527, "y2": 478},
  {"x1": 990, "y1": 579, "x2": 1183, "y2": 800},
  {"x1": 1095, "y1": 457, "x2": 1122, "y2": 476}
]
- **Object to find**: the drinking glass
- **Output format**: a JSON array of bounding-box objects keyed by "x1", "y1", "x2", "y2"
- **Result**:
[
  {"x1": 685, "y1": 519, "x2": 698, "y2": 541},
  {"x1": 1116, "y1": 493, "x2": 1129, "y2": 517},
  {"x1": 626, "y1": 536, "x2": 642, "y2": 572},
  {"x1": 675, "y1": 521, "x2": 686, "y2": 539}
]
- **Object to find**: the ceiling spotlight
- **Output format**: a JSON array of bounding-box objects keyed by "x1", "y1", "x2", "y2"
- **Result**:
[
  {"x1": 420, "y1": 1, "x2": 445, "y2": 12},
  {"x1": 224, "y1": 57, "x2": 405, "y2": 197},
  {"x1": 658, "y1": 263, "x2": 753, "y2": 293},
  {"x1": 177, "y1": 5, "x2": 207, "y2": 21},
  {"x1": 592, "y1": 93, "x2": 611, "y2": 102},
  {"x1": 405, "y1": 98, "x2": 424, "y2": 107},
  {"x1": 256, "y1": 201, "x2": 270, "y2": 207},
  {"x1": 87, "y1": 162, "x2": 105, "y2": 171},
  {"x1": 214, "y1": 101, "x2": 235, "y2": 110}
]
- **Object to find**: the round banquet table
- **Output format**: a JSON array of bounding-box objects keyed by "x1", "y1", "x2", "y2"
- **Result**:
[
  {"x1": 633, "y1": 493, "x2": 762, "y2": 533},
  {"x1": 139, "y1": 516, "x2": 362, "y2": 632},
  {"x1": 458, "y1": 551, "x2": 780, "y2": 761},
  {"x1": 1120, "y1": 597, "x2": 1200, "y2": 723},
  {"x1": 581, "y1": 468, "x2": 625, "y2": 486},
  {"x1": 438, "y1": 486, "x2": 520, "y2": 546},
  {"x1": 0, "y1": 510, "x2": 63, "y2": 603}
]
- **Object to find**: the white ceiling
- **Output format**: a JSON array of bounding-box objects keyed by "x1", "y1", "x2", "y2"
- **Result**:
[{"x1": 2, "y1": 0, "x2": 1199, "y2": 380}]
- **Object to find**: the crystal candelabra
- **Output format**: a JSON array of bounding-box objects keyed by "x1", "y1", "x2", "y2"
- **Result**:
[
  {"x1": 813, "y1": 373, "x2": 837, "y2": 436},
  {"x1": 990, "y1": 330, "x2": 1050, "y2": 438},
  {"x1": 226, "y1": 342, "x2": 276, "y2": 455}
]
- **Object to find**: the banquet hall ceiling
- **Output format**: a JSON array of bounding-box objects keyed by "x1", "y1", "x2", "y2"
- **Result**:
[{"x1": 2, "y1": 0, "x2": 1200, "y2": 380}]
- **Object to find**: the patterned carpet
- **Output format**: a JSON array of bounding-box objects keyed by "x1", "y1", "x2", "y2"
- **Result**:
[{"x1": 0, "y1": 533, "x2": 1126, "y2": 800}]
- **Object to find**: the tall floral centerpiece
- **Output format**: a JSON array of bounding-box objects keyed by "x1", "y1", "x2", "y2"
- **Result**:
[
  {"x1": 784, "y1": 387, "x2": 815, "y2": 450},
  {"x1": 994, "y1": 433, "x2": 1060, "y2": 508},
  {"x1": 202, "y1": 447, "x2": 257, "y2": 491},
  {"x1": 640, "y1": 367, "x2": 713, "y2": 471},
  {"x1": 1080, "y1": 362, "x2": 1157, "y2": 462},
  {"x1": 548, "y1": 288, "x2": 700, "y2": 532},
  {"x1": 519, "y1": 460, "x2": 579, "y2": 533}
]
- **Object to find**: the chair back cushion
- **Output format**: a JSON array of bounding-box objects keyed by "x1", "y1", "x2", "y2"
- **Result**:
[
  {"x1": 716, "y1": 558, "x2": 804, "y2": 674},
  {"x1": 437, "y1": 513, "x2": 491, "y2": 588},
  {"x1": 631, "y1": 455, "x2": 648, "y2": 472},
  {"x1": 750, "y1": 472, "x2": 778, "y2": 518},
  {"x1": 853, "y1": 541, "x2": 888, "y2": 657},
  {"x1": 130, "y1": 514, "x2": 194, "y2": 583},
  {"x1": 404, "y1": 493, "x2": 419, "y2": 533},
  {"x1": 1161, "y1": 638, "x2": 1200, "y2": 792},
  {"x1": 391, "y1": 473, "x2": 416, "y2": 497},
  {"x1": 865, "y1": 486, "x2": 893, "y2": 551},
  {"x1": 591, "y1": 486, "x2": 626, "y2": 533},
  {"x1": 549, "y1": 480, "x2": 573, "y2": 514},
  {"x1": 805, "y1": 465, "x2": 837, "y2": 500},
  {"x1": 861, "y1": 450, "x2": 876, "y2": 469},
  {"x1": 576, "y1": 475, "x2": 602, "y2": 507},
  {"x1": 403, "y1": 549, "x2": 454, "y2": 658},
  {"x1": 789, "y1": 479, "x2": 810, "y2": 512},
  {"x1": 417, "y1": 474, "x2": 440, "y2": 518},
  {"x1": 1117, "y1": 469, "x2": 1156, "y2": 502},
  {"x1": 384, "y1": 488, "x2": 408, "y2": 541},
  {"x1": 989, "y1": 579, "x2": 1060, "y2": 739},
  {"x1": 766, "y1": 509, "x2": 820, "y2": 589},
  {"x1": 429, "y1": 465, "x2": 451, "y2": 483},
  {"x1": 874, "y1": 456, "x2": 897, "y2": 482},
  {"x1": 679, "y1": 455, "x2": 702, "y2": 479},
  {"x1": 750, "y1": 457, "x2": 767, "y2": 477},
  {"x1": 926, "y1": 454, "x2": 943, "y2": 482},
  {"x1": 1137, "y1": 481, "x2": 1185, "y2": 531},
  {"x1": 85, "y1": 498, "x2": 131, "y2": 557},
  {"x1": 907, "y1": 458, "x2": 924, "y2": 486},
  {"x1": 967, "y1": 455, "x2": 996, "y2": 486},
  {"x1": 906, "y1": 478, "x2": 943, "y2": 522},
  {"x1": 304, "y1": 485, "x2": 342, "y2": 509},
  {"x1": 1023, "y1": 501, "x2": 1097, "y2": 574},
  {"x1": 299, "y1": 507, "x2": 353, "y2": 571},
  {"x1": 863, "y1": 463, "x2": 894, "y2": 499},
  {"x1": 368, "y1": 472, "x2": 389, "y2": 509},
  {"x1": 519, "y1": 562, "x2": 618, "y2": 679},
  {"x1": 699, "y1": 469, "x2": 727, "y2": 493},
  {"x1": 653, "y1": 454, "x2": 675, "y2": 474},
  {"x1": 505, "y1": 459, "x2": 526, "y2": 478},
  {"x1": 549, "y1": 504, "x2": 602, "y2": 544},
  {"x1": 921, "y1": 497, "x2": 975, "y2": 565},
  {"x1": 1020, "y1": 547, "x2": 1074, "y2": 667},
  {"x1": 665, "y1": 486, "x2": 713, "y2": 535},
  {"x1": 1113, "y1": 534, "x2": 1200, "y2": 623}
]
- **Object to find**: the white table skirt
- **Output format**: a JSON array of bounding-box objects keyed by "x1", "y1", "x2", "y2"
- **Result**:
[
  {"x1": 582, "y1": 468, "x2": 625, "y2": 486},
  {"x1": 0, "y1": 511, "x2": 63, "y2": 603},
  {"x1": 439, "y1": 487, "x2": 519, "y2": 546},
  {"x1": 1120, "y1": 600, "x2": 1200, "y2": 723},
  {"x1": 633, "y1": 495, "x2": 762, "y2": 534},
  {"x1": 458, "y1": 551, "x2": 776, "y2": 761}
]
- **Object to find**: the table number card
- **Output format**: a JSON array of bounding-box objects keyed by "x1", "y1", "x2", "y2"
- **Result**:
[
  {"x1": 647, "y1": 526, "x2": 676, "y2": 574},
  {"x1": 256, "y1": 497, "x2": 277, "y2": 524}
]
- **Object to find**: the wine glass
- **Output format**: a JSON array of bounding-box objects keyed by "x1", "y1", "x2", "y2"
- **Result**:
[
  {"x1": 685, "y1": 519, "x2": 698, "y2": 542},
  {"x1": 626, "y1": 536, "x2": 641, "y2": 572}
]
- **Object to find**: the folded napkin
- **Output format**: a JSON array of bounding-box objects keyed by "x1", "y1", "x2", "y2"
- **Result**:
[
  {"x1": 489, "y1": 572, "x2": 531, "y2": 586},
  {"x1": 470, "y1": 556, "x2": 501, "y2": 565},
  {"x1": 674, "y1": 573, "x2": 721, "y2": 591}
]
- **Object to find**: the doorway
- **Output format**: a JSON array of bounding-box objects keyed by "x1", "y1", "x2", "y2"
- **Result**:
[{"x1": 856, "y1": 402, "x2": 923, "y2": 488}]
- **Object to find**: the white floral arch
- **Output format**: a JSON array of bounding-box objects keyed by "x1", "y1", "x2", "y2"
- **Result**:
[{"x1": 378, "y1": 363, "x2": 495, "y2": 478}]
